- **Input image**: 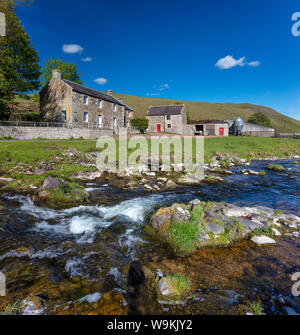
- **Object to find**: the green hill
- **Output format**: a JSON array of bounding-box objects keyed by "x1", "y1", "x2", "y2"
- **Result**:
[{"x1": 114, "y1": 93, "x2": 300, "y2": 133}]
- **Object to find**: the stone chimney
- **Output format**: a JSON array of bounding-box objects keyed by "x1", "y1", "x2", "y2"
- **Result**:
[
  {"x1": 52, "y1": 69, "x2": 62, "y2": 80},
  {"x1": 107, "y1": 90, "x2": 113, "y2": 96}
]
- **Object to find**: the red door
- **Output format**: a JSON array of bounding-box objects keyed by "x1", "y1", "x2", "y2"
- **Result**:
[
  {"x1": 219, "y1": 127, "x2": 224, "y2": 136},
  {"x1": 157, "y1": 124, "x2": 161, "y2": 132}
]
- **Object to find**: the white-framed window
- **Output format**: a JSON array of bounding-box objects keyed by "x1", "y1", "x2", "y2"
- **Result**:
[
  {"x1": 83, "y1": 95, "x2": 88, "y2": 105},
  {"x1": 167, "y1": 124, "x2": 171, "y2": 128},
  {"x1": 83, "y1": 112, "x2": 89, "y2": 123},
  {"x1": 167, "y1": 115, "x2": 171, "y2": 120},
  {"x1": 113, "y1": 117, "x2": 117, "y2": 128},
  {"x1": 61, "y1": 110, "x2": 67, "y2": 122},
  {"x1": 113, "y1": 104, "x2": 117, "y2": 112},
  {"x1": 98, "y1": 99, "x2": 102, "y2": 108},
  {"x1": 97, "y1": 115, "x2": 103, "y2": 128}
]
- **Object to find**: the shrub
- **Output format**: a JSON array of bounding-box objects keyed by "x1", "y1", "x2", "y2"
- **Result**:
[
  {"x1": 248, "y1": 112, "x2": 272, "y2": 128},
  {"x1": 131, "y1": 118, "x2": 149, "y2": 134},
  {"x1": 249, "y1": 302, "x2": 264, "y2": 315},
  {"x1": 167, "y1": 219, "x2": 201, "y2": 255},
  {"x1": 259, "y1": 170, "x2": 266, "y2": 176},
  {"x1": 166, "y1": 274, "x2": 191, "y2": 296}
]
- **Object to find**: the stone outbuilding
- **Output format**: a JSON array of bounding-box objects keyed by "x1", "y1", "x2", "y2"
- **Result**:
[
  {"x1": 146, "y1": 105, "x2": 187, "y2": 134},
  {"x1": 39, "y1": 69, "x2": 134, "y2": 134},
  {"x1": 186, "y1": 120, "x2": 229, "y2": 136}
]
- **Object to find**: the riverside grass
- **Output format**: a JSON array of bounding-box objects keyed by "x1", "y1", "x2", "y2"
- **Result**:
[{"x1": 0, "y1": 137, "x2": 299, "y2": 164}]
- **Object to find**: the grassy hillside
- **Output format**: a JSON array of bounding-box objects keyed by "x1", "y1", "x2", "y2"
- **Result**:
[
  {"x1": 13, "y1": 93, "x2": 300, "y2": 133},
  {"x1": 113, "y1": 93, "x2": 300, "y2": 133}
]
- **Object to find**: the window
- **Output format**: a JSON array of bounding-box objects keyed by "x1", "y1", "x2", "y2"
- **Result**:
[
  {"x1": 168, "y1": 124, "x2": 171, "y2": 128},
  {"x1": 83, "y1": 95, "x2": 88, "y2": 105},
  {"x1": 167, "y1": 115, "x2": 171, "y2": 120},
  {"x1": 113, "y1": 104, "x2": 117, "y2": 112},
  {"x1": 61, "y1": 110, "x2": 67, "y2": 122},
  {"x1": 98, "y1": 115, "x2": 103, "y2": 128},
  {"x1": 98, "y1": 99, "x2": 102, "y2": 108},
  {"x1": 113, "y1": 117, "x2": 117, "y2": 128},
  {"x1": 83, "y1": 112, "x2": 89, "y2": 123}
]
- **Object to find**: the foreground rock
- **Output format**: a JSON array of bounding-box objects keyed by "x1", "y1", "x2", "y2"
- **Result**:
[
  {"x1": 251, "y1": 235, "x2": 277, "y2": 245},
  {"x1": 33, "y1": 177, "x2": 88, "y2": 209},
  {"x1": 144, "y1": 200, "x2": 300, "y2": 256}
]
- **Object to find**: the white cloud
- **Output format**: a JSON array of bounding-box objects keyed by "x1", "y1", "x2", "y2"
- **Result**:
[
  {"x1": 248, "y1": 61, "x2": 261, "y2": 67},
  {"x1": 81, "y1": 57, "x2": 92, "y2": 62},
  {"x1": 215, "y1": 55, "x2": 261, "y2": 70},
  {"x1": 146, "y1": 93, "x2": 160, "y2": 96},
  {"x1": 62, "y1": 44, "x2": 84, "y2": 54},
  {"x1": 215, "y1": 55, "x2": 246, "y2": 70},
  {"x1": 94, "y1": 78, "x2": 107, "y2": 85},
  {"x1": 147, "y1": 83, "x2": 171, "y2": 96}
]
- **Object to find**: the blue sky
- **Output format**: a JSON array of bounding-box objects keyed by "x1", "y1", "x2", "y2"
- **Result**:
[{"x1": 16, "y1": 0, "x2": 300, "y2": 120}]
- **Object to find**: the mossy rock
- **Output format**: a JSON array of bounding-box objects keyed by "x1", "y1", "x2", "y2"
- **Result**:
[
  {"x1": 157, "y1": 274, "x2": 191, "y2": 304},
  {"x1": 267, "y1": 164, "x2": 285, "y2": 172}
]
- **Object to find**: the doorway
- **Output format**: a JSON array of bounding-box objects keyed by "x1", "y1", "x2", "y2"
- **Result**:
[{"x1": 157, "y1": 124, "x2": 161, "y2": 132}]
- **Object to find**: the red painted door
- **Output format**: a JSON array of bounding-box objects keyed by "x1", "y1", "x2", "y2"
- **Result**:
[
  {"x1": 157, "y1": 124, "x2": 161, "y2": 132},
  {"x1": 219, "y1": 127, "x2": 224, "y2": 136}
]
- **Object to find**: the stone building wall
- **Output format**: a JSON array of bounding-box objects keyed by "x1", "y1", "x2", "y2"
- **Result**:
[
  {"x1": 40, "y1": 79, "x2": 73, "y2": 122},
  {"x1": 147, "y1": 106, "x2": 187, "y2": 134}
]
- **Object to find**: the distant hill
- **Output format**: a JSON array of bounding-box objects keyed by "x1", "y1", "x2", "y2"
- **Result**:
[{"x1": 114, "y1": 93, "x2": 300, "y2": 133}]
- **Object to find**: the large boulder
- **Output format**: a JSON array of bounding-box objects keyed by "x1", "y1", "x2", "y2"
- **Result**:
[
  {"x1": 42, "y1": 177, "x2": 67, "y2": 191},
  {"x1": 149, "y1": 204, "x2": 190, "y2": 234}
]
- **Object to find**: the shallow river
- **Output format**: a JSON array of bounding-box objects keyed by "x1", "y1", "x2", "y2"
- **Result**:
[{"x1": 0, "y1": 159, "x2": 299, "y2": 315}]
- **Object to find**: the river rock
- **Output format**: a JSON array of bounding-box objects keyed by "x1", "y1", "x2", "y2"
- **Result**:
[
  {"x1": 74, "y1": 171, "x2": 102, "y2": 181},
  {"x1": 272, "y1": 228, "x2": 282, "y2": 236},
  {"x1": 0, "y1": 177, "x2": 15, "y2": 183},
  {"x1": 205, "y1": 222, "x2": 225, "y2": 234},
  {"x1": 189, "y1": 199, "x2": 201, "y2": 206},
  {"x1": 177, "y1": 173, "x2": 204, "y2": 185},
  {"x1": 42, "y1": 177, "x2": 66, "y2": 191},
  {"x1": 251, "y1": 235, "x2": 277, "y2": 245},
  {"x1": 144, "y1": 184, "x2": 154, "y2": 192},
  {"x1": 158, "y1": 278, "x2": 170, "y2": 296},
  {"x1": 165, "y1": 180, "x2": 177, "y2": 190}
]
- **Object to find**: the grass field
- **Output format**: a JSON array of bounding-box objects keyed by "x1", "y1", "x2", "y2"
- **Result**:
[{"x1": 0, "y1": 137, "x2": 299, "y2": 166}]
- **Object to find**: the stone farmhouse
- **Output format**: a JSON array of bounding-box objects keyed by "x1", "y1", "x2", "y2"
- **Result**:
[
  {"x1": 39, "y1": 69, "x2": 134, "y2": 135},
  {"x1": 146, "y1": 105, "x2": 188, "y2": 134}
]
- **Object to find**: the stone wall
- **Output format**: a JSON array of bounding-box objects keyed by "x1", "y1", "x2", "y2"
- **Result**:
[{"x1": 0, "y1": 126, "x2": 113, "y2": 140}]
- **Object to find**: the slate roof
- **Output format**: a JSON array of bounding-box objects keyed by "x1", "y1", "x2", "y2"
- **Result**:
[
  {"x1": 147, "y1": 105, "x2": 184, "y2": 116},
  {"x1": 62, "y1": 79, "x2": 133, "y2": 111},
  {"x1": 187, "y1": 120, "x2": 229, "y2": 125}
]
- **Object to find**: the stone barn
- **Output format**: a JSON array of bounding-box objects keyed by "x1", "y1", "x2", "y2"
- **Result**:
[
  {"x1": 39, "y1": 69, "x2": 134, "y2": 134},
  {"x1": 186, "y1": 120, "x2": 229, "y2": 136},
  {"x1": 146, "y1": 105, "x2": 187, "y2": 134}
]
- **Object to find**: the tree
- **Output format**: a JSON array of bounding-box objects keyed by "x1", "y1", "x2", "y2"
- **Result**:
[
  {"x1": 41, "y1": 59, "x2": 82, "y2": 86},
  {"x1": 0, "y1": 0, "x2": 41, "y2": 119},
  {"x1": 131, "y1": 118, "x2": 149, "y2": 134},
  {"x1": 248, "y1": 112, "x2": 272, "y2": 128}
]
